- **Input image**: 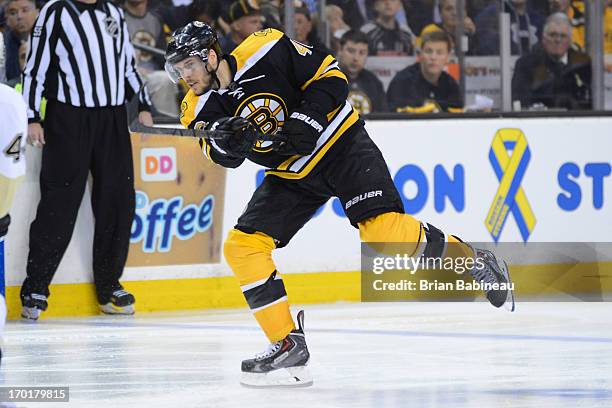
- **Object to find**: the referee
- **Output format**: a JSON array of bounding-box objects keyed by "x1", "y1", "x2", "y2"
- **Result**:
[{"x1": 21, "y1": 0, "x2": 153, "y2": 320}]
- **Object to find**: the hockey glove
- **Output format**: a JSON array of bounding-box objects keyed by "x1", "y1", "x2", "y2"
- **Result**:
[
  {"x1": 276, "y1": 107, "x2": 327, "y2": 156},
  {"x1": 211, "y1": 117, "x2": 257, "y2": 158}
]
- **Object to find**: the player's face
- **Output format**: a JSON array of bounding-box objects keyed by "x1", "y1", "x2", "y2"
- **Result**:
[
  {"x1": 173, "y1": 56, "x2": 210, "y2": 96},
  {"x1": 374, "y1": 0, "x2": 401, "y2": 19},
  {"x1": 339, "y1": 41, "x2": 368, "y2": 77},
  {"x1": 542, "y1": 22, "x2": 571, "y2": 58},
  {"x1": 420, "y1": 41, "x2": 450, "y2": 77},
  {"x1": 5, "y1": 0, "x2": 38, "y2": 35}
]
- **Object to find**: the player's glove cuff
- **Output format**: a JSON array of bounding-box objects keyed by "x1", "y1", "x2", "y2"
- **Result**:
[{"x1": 276, "y1": 106, "x2": 327, "y2": 156}]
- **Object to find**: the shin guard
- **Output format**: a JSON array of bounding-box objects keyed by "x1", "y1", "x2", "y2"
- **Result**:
[{"x1": 224, "y1": 229, "x2": 295, "y2": 341}]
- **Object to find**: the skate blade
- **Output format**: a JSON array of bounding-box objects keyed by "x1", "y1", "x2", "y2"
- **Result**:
[
  {"x1": 501, "y1": 261, "x2": 516, "y2": 312},
  {"x1": 240, "y1": 366, "x2": 313, "y2": 388},
  {"x1": 99, "y1": 303, "x2": 135, "y2": 315}
]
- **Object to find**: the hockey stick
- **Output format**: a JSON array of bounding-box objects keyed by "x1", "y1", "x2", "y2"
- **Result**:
[
  {"x1": 129, "y1": 120, "x2": 279, "y2": 142},
  {"x1": 132, "y1": 42, "x2": 166, "y2": 57}
]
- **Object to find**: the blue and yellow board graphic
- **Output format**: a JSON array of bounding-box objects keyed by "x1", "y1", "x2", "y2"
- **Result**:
[{"x1": 486, "y1": 129, "x2": 536, "y2": 242}]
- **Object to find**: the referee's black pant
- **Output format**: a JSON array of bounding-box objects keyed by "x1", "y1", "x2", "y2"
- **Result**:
[{"x1": 21, "y1": 101, "x2": 135, "y2": 304}]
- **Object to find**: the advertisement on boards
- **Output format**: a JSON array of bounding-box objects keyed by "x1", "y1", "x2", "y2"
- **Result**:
[{"x1": 128, "y1": 135, "x2": 227, "y2": 267}]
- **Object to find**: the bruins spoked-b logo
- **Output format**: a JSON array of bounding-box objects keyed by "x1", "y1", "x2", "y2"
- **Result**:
[
  {"x1": 347, "y1": 90, "x2": 373, "y2": 115},
  {"x1": 235, "y1": 93, "x2": 287, "y2": 152}
]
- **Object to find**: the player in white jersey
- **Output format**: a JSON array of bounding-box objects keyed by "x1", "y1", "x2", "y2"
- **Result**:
[
  {"x1": 0, "y1": 83, "x2": 28, "y2": 363},
  {"x1": 0, "y1": 84, "x2": 26, "y2": 216}
]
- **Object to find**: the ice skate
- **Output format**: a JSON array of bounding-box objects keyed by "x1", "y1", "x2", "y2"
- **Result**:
[
  {"x1": 99, "y1": 288, "x2": 135, "y2": 315},
  {"x1": 471, "y1": 248, "x2": 515, "y2": 311},
  {"x1": 21, "y1": 293, "x2": 48, "y2": 320},
  {"x1": 240, "y1": 310, "x2": 312, "y2": 388}
]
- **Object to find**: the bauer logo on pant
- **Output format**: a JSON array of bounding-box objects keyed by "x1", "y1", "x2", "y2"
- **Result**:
[{"x1": 345, "y1": 190, "x2": 383, "y2": 210}]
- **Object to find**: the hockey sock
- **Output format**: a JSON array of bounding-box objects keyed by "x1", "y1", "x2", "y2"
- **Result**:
[
  {"x1": 224, "y1": 228, "x2": 295, "y2": 342},
  {"x1": 358, "y1": 211, "x2": 422, "y2": 253},
  {"x1": 358, "y1": 212, "x2": 474, "y2": 267}
]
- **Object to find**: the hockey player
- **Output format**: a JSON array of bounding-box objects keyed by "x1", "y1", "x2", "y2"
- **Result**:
[
  {"x1": 165, "y1": 22, "x2": 515, "y2": 387},
  {"x1": 0, "y1": 83, "x2": 28, "y2": 364}
]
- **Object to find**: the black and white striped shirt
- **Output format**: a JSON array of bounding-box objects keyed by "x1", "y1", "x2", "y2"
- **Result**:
[{"x1": 22, "y1": 0, "x2": 151, "y2": 121}]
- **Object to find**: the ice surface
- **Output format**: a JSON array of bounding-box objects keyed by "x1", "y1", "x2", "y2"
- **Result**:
[{"x1": 2, "y1": 302, "x2": 611, "y2": 407}]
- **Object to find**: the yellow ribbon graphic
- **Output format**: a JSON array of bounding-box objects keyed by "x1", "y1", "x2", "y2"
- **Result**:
[{"x1": 485, "y1": 129, "x2": 536, "y2": 242}]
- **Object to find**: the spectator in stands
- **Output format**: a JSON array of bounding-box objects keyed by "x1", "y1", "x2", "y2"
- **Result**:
[
  {"x1": 530, "y1": 0, "x2": 549, "y2": 16},
  {"x1": 8, "y1": 34, "x2": 47, "y2": 118},
  {"x1": 548, "y1": 0, "x2": 584, "y2": 50},
  {"x1": 123, "y1": 0, "x2": 179, "y2": 117},
  {"x1": 327, "y1": 0, "x2": 374, "y2": 33},
  {"x1": 293, "y1": 4, "x2": 330, "y2": 53},
  {"x1": 387, "y1": 30, "x2": 463, "y2": 112},
  {"x1": 361, "y1": 0, "x2": 415, "y2": 56},
  {"x1": 190, "y1": 0, "x2": 223, "y2": 29},
  {"x1": 219, "y1": 0, "x2": 263, "y2": 53},
  {"x1": 326, "y1": 0, "x2": 415, "y2": 49},
  {"x1": 474, "y1": 0, "x2": 544, "y2": 56},
  {"x1": 406, "y1": 0, "x2": 485, "y2": 32},
  {"x1": 2, "y1": 0, "x2": 38, "y2": 84},
  {"x1": 151, "y1": 0, "x2": 190, "y2": 31},
  {"x1": 419, "y1": 0, "x2": 476, "y2": 55},
  {"x1": 325, "y1": 3, "x2": 351, "y2": 50},
  {"x1": 466, "y1": 0, "x2": 491, "y2": 18},
  {"x1": 512, "y1": 12, "x2": 591, "y2": 110},
  {"x1": 403, "y1": 0, "x2": 435, "y2": 36},
  {"x1": 258, "y1": 0, "x2": 283, "y2": 30},
  {"x1": 337, "y1": 30, "x2": 387, "y2": 114}
]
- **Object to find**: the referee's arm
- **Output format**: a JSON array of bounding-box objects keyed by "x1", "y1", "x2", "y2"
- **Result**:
[
  {"x1": 120, "y1": 11, "x2": 153, "y2": 126},
  {"x1": 22, "y1": 3, "x2": 58, "y2": 145}
]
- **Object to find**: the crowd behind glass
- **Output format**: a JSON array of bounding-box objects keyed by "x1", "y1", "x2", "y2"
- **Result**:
[{"x1": 2, "y1": 0, "x2": 611, "y2": 115}]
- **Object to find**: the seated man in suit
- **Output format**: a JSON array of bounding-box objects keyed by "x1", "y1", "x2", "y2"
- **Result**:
[{"x1": 512, "y1": 12, "x2": 591, "y2": 110}]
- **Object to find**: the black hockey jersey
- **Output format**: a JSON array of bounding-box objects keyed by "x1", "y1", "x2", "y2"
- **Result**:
[{"x1": 180, "y1": 28, "x2": 360, "y2": 180}]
